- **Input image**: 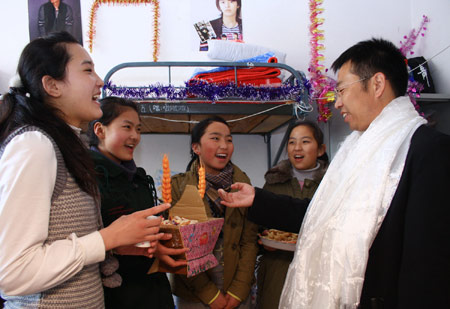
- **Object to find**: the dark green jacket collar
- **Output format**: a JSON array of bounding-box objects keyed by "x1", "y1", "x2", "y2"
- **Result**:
[{"x1": 89, "y1": 147, "x2": 139, "y2": 181}]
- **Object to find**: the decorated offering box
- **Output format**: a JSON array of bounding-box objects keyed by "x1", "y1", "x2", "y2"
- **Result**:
[{"x1": 149, "y1": 185, "x2": 224, "y2": 278}]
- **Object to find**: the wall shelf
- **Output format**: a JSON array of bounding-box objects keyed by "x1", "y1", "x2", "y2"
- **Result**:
[{"x1": 416, "y1": 93, "x2": 450, "y2": 105}]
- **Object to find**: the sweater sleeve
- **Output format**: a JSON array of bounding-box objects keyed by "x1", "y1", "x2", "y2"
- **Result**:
[
  {"x1": 248, "y1": 188, "x2": 310, "y2": 233},
  {"x1": 0, "y1": 132, "x2": 105, "y2": 296}
]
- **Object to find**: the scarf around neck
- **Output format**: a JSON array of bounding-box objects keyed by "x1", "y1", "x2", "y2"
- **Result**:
[
  {"x1": 280, "y1": 96, "x2": 426, "y2": 308},
  {"x1": 203, "y1": 161, "x2": 233, "y2": 218}
]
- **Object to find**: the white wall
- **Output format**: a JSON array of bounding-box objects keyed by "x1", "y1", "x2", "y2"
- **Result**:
[{"x1": 1, "y1": 1, "x2": 449, "y2": 187}]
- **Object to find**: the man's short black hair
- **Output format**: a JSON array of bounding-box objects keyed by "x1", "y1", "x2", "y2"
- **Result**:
[{"x1": 331, "y1": 38, "x2": 408, "y2": 98}]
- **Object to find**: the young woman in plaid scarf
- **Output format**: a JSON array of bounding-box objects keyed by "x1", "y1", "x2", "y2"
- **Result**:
[{"x1": 170, "y1": 116, "x2": 258, "y2": 309}]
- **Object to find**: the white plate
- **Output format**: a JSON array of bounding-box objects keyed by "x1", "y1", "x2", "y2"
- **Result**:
[{"x1": 259, "y1": 236, "x2": 296, "y2": 252}]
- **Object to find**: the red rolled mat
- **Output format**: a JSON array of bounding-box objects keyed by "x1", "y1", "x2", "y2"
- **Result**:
[{"x1": 191, "y1": 66, "x2": 281, "y2": 84}]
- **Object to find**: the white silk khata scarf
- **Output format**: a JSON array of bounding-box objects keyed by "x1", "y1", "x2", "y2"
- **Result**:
[{"x1": 279, "y1": 96, "x2": 426, "y2": 309}]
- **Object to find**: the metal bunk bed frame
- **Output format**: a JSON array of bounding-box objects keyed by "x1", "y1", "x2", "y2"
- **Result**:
[{"x1": 102, "y1": 61, "x2": 310, "y2": 168}]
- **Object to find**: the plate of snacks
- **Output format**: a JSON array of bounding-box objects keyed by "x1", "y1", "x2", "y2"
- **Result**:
[{"x1": 259, "y1": 229, "x2": 298, "y2": 252}]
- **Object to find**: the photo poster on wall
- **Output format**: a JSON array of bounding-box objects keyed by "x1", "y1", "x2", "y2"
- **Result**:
[
  {"x1": 191, "y1": 0, "x2": 243, "y2": 51},
  {"x1": 28, "y1": 0, "x2": 83, "y2": 45}
]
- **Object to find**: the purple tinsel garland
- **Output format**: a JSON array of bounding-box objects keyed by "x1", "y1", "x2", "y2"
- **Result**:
[{"x1": 103, "y1": 79, "x2": 311, "y2": 108}]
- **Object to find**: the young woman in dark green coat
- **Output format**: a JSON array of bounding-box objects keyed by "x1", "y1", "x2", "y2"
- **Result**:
[{"x1": 88, "y1": 96, "x2": 187, "y2": 309}]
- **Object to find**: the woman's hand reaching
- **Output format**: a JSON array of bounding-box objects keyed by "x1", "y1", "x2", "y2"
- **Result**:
[
  {"x1": 99, "y1": 203, "x2": 171, "y2": 251},
  {"x1": 113, "y1": 244, "x2": 158, "y2": 258},
  {"x1": 155, "y1": 240, "x2": 189, "y2": 268}
]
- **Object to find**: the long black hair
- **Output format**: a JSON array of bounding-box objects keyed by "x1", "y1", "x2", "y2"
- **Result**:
[
  {"x1": 0, "y1": 31, "x2": 98, "y2": 197},
  {"x1": 87, "y1": 96, "x2": 139, "y2": 147},
  {"x1": 186, "y1": 116, "x2": 230, "y2": 171}
]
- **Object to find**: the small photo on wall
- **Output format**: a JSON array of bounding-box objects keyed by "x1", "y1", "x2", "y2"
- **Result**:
[
  {"x1": 28, "y1": 0, "x2": 83, "y2": 45},
  {"x1": 192, "y1": 0, "x2": 243, "y2": 51}
]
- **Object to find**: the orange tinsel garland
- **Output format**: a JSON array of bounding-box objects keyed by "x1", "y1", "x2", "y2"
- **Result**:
[
  {"x1": 162, "y1": 154, "x2": 171, "y2": 203},
  {"x1": 88, "y1": 0, "x2": 160, "y2": 62},
  {"x1": 308, "y1": 0, "x2": 334, "y2": 122}
]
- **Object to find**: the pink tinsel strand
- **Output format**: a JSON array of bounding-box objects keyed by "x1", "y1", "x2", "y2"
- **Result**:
[
  {"x1": 308, "y1": 0, "x2": 334, "y2": 122},
  {"x1": 400, "y1": 15, "x2": 430, "y2": 56},
  {"x1": 407, "y1": 80, "x2": 425, "y2": 116}
]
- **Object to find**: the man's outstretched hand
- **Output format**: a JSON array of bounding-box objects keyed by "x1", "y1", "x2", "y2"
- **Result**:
[{"x1": 218, "y1": 182, "x2": 255, "y2": 208}]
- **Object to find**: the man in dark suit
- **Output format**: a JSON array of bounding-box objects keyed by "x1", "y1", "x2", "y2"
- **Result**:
[
  {"x1": 38, "y1": 0, "x2": 73, "y2": 37},
  {"x1": 218, "y1": 38, "x2": 450, "y2": 308}
]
